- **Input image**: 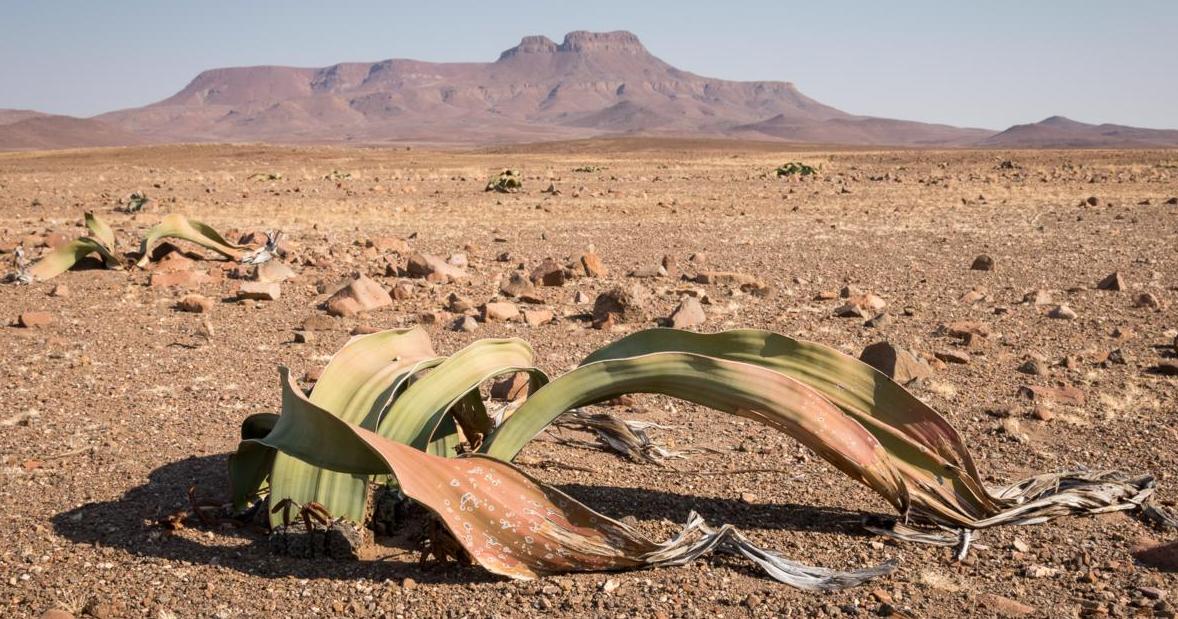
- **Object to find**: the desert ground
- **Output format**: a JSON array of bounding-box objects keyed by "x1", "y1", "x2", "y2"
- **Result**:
[{"x1": 0, "y1": 141, "x2": 1175, "y2": 618}]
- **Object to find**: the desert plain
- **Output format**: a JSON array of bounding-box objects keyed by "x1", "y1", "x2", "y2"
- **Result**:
[{"x1": 0, "y1": 141, "x2": 1176, "y2": 618}]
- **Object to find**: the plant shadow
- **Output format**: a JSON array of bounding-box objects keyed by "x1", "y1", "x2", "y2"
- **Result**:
[{"x1": 52, "y1": 454, "x2": 879, "y2": 583}]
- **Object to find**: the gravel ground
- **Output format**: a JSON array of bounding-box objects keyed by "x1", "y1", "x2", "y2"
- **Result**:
[{"x1": 0, "y1": 143, "x2": 1175, "y2": 618}]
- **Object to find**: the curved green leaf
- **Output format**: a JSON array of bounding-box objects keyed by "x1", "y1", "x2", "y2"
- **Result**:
[
  {"x1": 264, "y1": 328, "x2": 440, "y2": 526},
  {"x1": 379, "y1": 338, "x2": 548, "y2": 450},
  {"x1": 482, "y1": 352, "x2": 910, "y2": 516},
  {"x1": 135, "y1": 213, "x2": 242, "y2": 268}
]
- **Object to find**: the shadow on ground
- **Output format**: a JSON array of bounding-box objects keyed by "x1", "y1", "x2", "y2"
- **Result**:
[{"x1": 52, "y1": 453, "x2": 878, "y2": 582}]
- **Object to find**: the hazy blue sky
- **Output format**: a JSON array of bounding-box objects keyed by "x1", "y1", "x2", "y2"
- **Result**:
[{"x1": 2, "y1": 0, "x2": 1175, "y2": 129}]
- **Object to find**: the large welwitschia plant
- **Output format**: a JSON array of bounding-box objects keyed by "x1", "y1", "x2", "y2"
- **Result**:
[{"x1": 229, "y1": 327, "x2": 1159, "y2": 586}]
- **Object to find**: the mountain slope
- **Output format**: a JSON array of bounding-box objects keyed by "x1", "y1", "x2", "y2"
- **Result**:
[
  {"x1": 0, "y1": 112, "x2": 144, "y2": 150},
  {"x1": 98, "y1": 30, "x2": 990, "y2": 146},
  {"x1": 980, "y1": 116, "x2": 1178, "y2": 148}
]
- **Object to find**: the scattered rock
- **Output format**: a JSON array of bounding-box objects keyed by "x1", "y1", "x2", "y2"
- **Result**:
[
  {"x1": 979, "y1": 593, "x2": 1035, "y2": 617},
  {"x1": 17, "y1": 311, "x2": 53, "y2": 328},
  {"x1": 482, "y1": 302, "x2": 519, "y2": 322},
  {"x1": 238, "y1": 281, "x2": 280, "y2": 301},
  {"x1": 490, "y1": 373, "x2": 530, "y2": 401},
  {"x1": 454, "y1": 315, "x2": 479, "y2": 332},
  {"x1": 592, "y1": 285, "x2": 649, "y2": 328},
  {"x1": 1047, "y1": 305, "x2": 1077, "y2": 320},
  {"x1": 446, "y1": 292, "x2": 475, "y2": 313},
  {"x1": 864, "y1": 312, "x2": 892, "y2": 328},
  {"x1": 523, "y1": 308, "x2": 554, "y2": 326},
  {"x1": 1096, "y1": 272, "x2": 1126, "y2": 291},
  {"x1": 500, "y1": 272, "x2": 535, "y2": 298},
  {"x1": 1018, "y1": 384, "x2": 1086, "y2": 406},
  {"x1": 255, "y1": 260, "x2": 296, "y2": 283},
  {"x1": 970, "y1": 255, "x2": 995, "y2": 271},
  {"x1": 176, "y1": 294, "x2": 213, "y2": 313},
  {"x1": 406, "y1": 253, "x2": 466, "y2": 283},
  {"x1": 1150, "y1": 361, "x2": 1178, "y2": 376},
  {"x1": 325, "y1": 275, "x2": 392, "y2": 317},
  {"x1": 293, "y1": 331, "x2": 313, "y2": 343},
  {"x1": 834, "y1": 293, "x2": 887, "y2": 318},
  {"x1": 947, "y1": 321, "x2": 991, "y2": 339},
  {"x1": 302, "y1": 315, "x2": 335, "y2": 331},
  {"x1": 692, "y1": 271, "x2": 769, "y2": 295},
  {"x1": 579, "y1": 252, "x2": 607, "y2": 278},
  {"x1": 1134, "y1": 292, "x2": 1163, "y2": 310},
  {"x1": 38, "y1": 610, "x2": 75, "y2": 619},
  {"x1": 391, "y1": 281, "x2": 414, "y2": 300},
  {"x1": 1018, "y1": 358, "x2": 1049, "y2": 376},
  {"x1": 1024, "y1": 289, "x2": 1053, "y2": 306},
  {"x1": 150, "y1": 270, "x2": 209, "y2": 289},
  {"x1": 860, "y1": 342, "x2": 932, "y2": 384},
  {"x1": 1132, "y1": 540, "x2": 1178, "y2": 571},
  {"x1": 49, "y1": 284, "x2": 69, "y2": 298},
  {"x1": 529, "y1": 258, "x2": 567, "y2": 286},
  {"x1": 935, "y1": 350, "x2": 971, "y2": 364},
  {"x1": 659, "y1": 296, "x2": 704, "y2": 329}
]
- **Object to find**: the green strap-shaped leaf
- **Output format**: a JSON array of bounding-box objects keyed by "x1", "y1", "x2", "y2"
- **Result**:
[
  {"x1": 379, "y1": 338, "x2": 548, "y2": 450},
  {"x1": 27, "y1": 238, "x2": 122, "y2": 281},
  {"x1": 481, "y1": 352, "x2": 911, "y2": 516},
  {"x1": 83, "y1": 212, "x2": 115, "y2": 250},
  {"x1": 578, "y1": 329, "x2": 1000, "y2": 520},
  {"x1": 264, "y1": 328, "x2": 440, "y2": 526},
  {"x1": 135, "y1": 213, "x2": 242, "y2": 268}
]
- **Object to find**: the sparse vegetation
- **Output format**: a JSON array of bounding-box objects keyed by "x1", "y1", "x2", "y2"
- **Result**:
[
  {"x1": 485, "y1": 169, "x2": 523, "y2": 192},
  {"x1": 775, "y1": 162, "x2": 817, "y2": 177}
]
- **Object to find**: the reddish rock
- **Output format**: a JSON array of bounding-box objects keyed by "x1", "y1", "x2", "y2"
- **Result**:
[
  {"x1": 238, "y1": 281, "x2": 280, "y2": 301},
  {"x1": 176, "y1": 294, "x2": 213, "y2": 313},
  {"x1": 1096, "y1": 271, "x2": 1125, "y2": 291},
  {"x1": 500, "y1": 272, "x2": 535, "y2": 298},
  {"x1": 325, "y1": 275, "x2": 391, "y2": 317},
  {"x1": 254, "y1": 260, "x2": 296, "y2": 283},
  {"x1": 523, "y1": 308, "x2": 554, "y2": 326},
  {"x1": 579, "y1": 252, "x2": 607, "y2": 277},
  {"x1": 151, "y1": 251, "x2": 194, "y2": 273},
  {"x1": 978, "y1": 593, "x2": 1035, "y2": 617},
  {"x1": 150, "y1": 270, "x2": 209, "y2": 289},
  {"x1": 834, "y1": 293, "x2": 886, "y2": 318},
  {"x1": 446, "y1": 292, "x2": 475, "y2": 313},
  {"x1": 17, "y1": 311, "x2": 53, "y2": 328},
  {"x1": 592, "y1": 285, "x2": 649, "y2": 328},
  {"x1": 454, "y1": 315, "x2": 479, "y2": 332},
  {"x1": 859, "y1": 342, "x2": 932, "y2": 385},
  {"x1": 1047, "y1": 304, "x2": 1077, "y2": 320},
  {"x1": 947, "y1": 321, "x2": 991, "y2": 339},
  {"x1": 668, "y1": 297, "x2": 706, "y2": 328},
  {"x1": 482, "y1": 302, "x2": 519, "y2": 322},
  {"x1": 935, "y1": 350, "x2": 971, "y2": 364},
  {"x1": 529, "y1": 258, "x2": 567, "y2": 286},
  {"x1": 490, "y1": 373, "x2": 530, "y2": 401},
  {"x1": 1132, "y1": 540, "x2": 1178, "y2": 571},
  {"x1": 406, "y1": 253, "x2": 466, "y2": 283},
  {"x1": 49, "y1": 284, "x2": 69, "y2": 298},
  {"x1": 391, "y1": 281, "x2": 415, "y2": 300},
  {"x1": 1018, "y1": 384, "x2": 1086, "y2": 406}
]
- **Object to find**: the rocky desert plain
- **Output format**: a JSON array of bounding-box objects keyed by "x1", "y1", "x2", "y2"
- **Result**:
[{"x1": 0, "y1": 140, "x2": 1173, "y2": 619}]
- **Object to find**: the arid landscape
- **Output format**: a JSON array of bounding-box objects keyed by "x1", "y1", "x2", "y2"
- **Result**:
[{"x1": 1, "y1": 141, "x2": 1175, "y2": 618}]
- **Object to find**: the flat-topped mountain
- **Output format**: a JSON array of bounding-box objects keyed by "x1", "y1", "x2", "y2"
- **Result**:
[
  {"x1": 95, "y1": 30, "x2": 985, "y2": 146},
  {"x1": 4, "y1": 32, "x2": 1176, "y2": 150}
]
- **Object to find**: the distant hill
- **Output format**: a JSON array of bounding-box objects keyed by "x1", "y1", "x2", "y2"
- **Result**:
[
  {"x1": 96, "y1": 30, "x2": 992, "y2": 147},
  {"x1": 5, "y1": 32, "x2": 1177, "y2": 150},
  {"x1": 979, "y1": 116, "x2": 1178, "y2": 148},
  {"x1": 0, "y1": 110, "x2": 144, "y2": 150}
]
